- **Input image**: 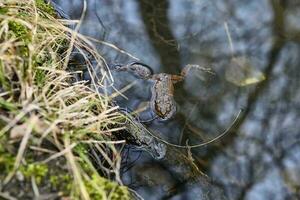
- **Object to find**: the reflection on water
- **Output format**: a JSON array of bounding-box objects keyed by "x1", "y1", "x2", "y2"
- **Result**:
[{"x1": 51, "y1": 0, "x2": 300, "y2": 199}]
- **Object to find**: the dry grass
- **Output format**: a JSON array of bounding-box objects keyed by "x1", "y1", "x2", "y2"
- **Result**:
[{"x1": 0, "y1": 0, "x2": 129, "y2": 199}]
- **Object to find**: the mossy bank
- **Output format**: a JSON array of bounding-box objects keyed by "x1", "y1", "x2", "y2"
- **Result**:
[{"x1": 0, "y1": 0, "x2": 130, "y2": 199}]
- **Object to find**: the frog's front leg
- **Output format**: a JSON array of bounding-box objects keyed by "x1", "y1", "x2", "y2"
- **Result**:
[{"x1": 113, "y1": 62, "x2": 153, "y2": 79}]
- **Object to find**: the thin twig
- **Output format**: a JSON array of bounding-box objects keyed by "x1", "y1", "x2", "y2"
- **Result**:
[
  {"x1": 42, "y1": 142, "x2": 77, "y2": 164},
  {"x1": 224, "y1": 21, "x2": 235, "y2": 56}
]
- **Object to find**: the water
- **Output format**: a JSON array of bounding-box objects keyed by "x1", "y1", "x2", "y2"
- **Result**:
[{"x1": 51, "y1": 0, "x2": 300, "y2": 199}]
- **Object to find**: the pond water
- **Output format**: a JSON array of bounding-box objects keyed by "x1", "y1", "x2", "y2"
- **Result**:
[{"x1": 51, "y1": 0, "x2": 300, "y2": 199}]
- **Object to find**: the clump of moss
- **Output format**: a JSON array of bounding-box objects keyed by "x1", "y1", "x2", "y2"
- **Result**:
[
  {"x1": 84, "y1": 175, "x2": 130, "y2": 200},
  {"x1": 0, "y1": 7, "x2": 8, "y2": 15},
  {"x1": 8, "y1": 21, "x2": 31, "y2": 44},
  {"x1": 0, "y1": 145, "x2": 15, "y2": 174},
  {"x1": 0, "y1": 97, "x2": 17, "y2": 111},
  {"x1": 50, "y1": 173, "x2": 72, "y2": 194},
  {"x1": 0, "y1": 0, "x2": 129, "y2": 199},
  {"x1": 35, "y1": 0, "x2": 56, "y2": 16},
  {"x1": 74, "y1": 143, "x2": 131, "y2": 199},
  {"x1": 20, "y1": 163, "x2": 48, "y2": 184}
]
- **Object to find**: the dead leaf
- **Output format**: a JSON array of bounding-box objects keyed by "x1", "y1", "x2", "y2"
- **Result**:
[
  {"x1": 10, "y1": 123, "x2": 28, "y2": 139},
  {"x1": 225, "y1": 56, "x2": 265, "y2": 86}
]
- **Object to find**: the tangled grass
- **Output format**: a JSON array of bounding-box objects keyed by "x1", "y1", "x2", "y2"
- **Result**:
[{"x1": 0, "y1": 0, "x2": 130, "y2": 199}]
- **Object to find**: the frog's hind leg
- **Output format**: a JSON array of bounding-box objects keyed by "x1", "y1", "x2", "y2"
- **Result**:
[
  {"x1": 110, "y1": 62, "x2": 154, "y2": 79},
  {"x1": 129, "y1": 62, "x2": 154, "y2": 74},
  {"x1": 128, "y1": 62, "x2": 154, "y2": 79}
]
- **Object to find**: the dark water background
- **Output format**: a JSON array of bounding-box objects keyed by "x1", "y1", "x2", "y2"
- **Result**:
[{"x1": 51, "y1": 0, "x2": 300, "y2": 199}]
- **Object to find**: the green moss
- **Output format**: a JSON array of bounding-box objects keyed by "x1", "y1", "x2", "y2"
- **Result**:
[
  {"x1": 55, "y1": 38, "x2": 69, "y2": 54},
  {"x1": 7, "y1": 21, "x2": 31, "y2": 61},
  {"x1": 73, "y1": 144, "x2": 130, "y2": 199},
  {"x1": 74, "y1": 144, "x2": 89, "y2": 155},
  {"x1": 20, "y1": 163, "x2": 48, "y2": 184},
  {"x1": 16, "y1": 10, "x2": 30, "y2": 18},
  {"x1": 50, "y1": 174, "x2": 72, "y2": 195},
  {"x1": 0, "y1": 61, "x2": 10, "y2": 91},
  {"x1": 34, "y1": 68, "x2": 46, "y2": 87},
  {"x1": 0, "y1": 98, "x2": 17, "y2": 111},
  {"x1": 35, "y1": 0, "x2": 56, "y2": 16},
  {"x1": 0, "y1": 147, "x2": 15, "y2": 174},
  {"x1": 8, "y1": 21, "x2": 31, "y2": 45},
  {"x1": 3, "y1": 1, "x2": 61, "y2": 88},
  {"x1": 84, "y1": 175, "x2": 130, "y2": 200},
  {"x1": 33, "y1": 54, "x2": 48, "y2": 87},
  {"x1": 0, "y1": 7, "x2": 8, "y2": 15},
  {"x1": 0, "y1": 119, "x2": 6, "y2": 129}
]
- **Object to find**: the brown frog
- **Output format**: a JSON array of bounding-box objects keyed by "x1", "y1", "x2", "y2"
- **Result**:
[
  {"x1": 114, "y1": 62, "x2": 194, "y2": 120},
  {"x1": 150, "y1": 73, "x2": 183, "y2": 120}
]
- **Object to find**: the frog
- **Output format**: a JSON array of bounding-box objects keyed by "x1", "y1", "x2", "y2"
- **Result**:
[
  {"x1": 113, "y1": 62, "x2": 190, "y2": 121},
  {"x1": 150, "y1": 73, "x2": 183, "y2": 120}
]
